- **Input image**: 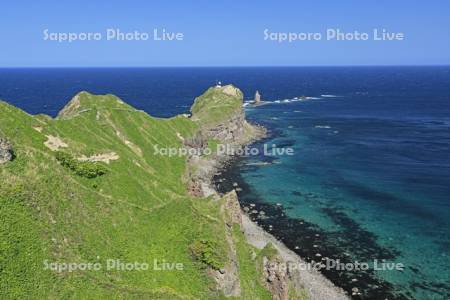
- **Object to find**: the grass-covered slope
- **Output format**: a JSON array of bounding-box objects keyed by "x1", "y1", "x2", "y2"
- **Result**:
[
  {"x1": 190, "y1": 85, "x2": 243, "y2": 126},
  {"x1": 0, "y1": 89, "x2": 272, "y2": 299}
]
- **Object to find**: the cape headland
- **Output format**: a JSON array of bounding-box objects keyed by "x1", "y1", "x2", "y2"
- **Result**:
[{"x1": 0, "y1": 85, "x2": 348, "y2": 299}]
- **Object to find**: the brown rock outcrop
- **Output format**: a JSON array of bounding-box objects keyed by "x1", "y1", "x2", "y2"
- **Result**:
[
  {"x1": 0, "y1": 138, "x2": 13, "y2": 163},
  {"x1": 263, "y1": 256, "x2": 291, "y2": 300},
  {"x1": 222, "y1": 190, "x2": 242, "y2": 228}
]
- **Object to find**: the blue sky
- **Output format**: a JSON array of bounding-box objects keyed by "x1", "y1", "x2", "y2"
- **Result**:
[{"x1": 1, "y1": 0, "x2": 449, "y2": 67}]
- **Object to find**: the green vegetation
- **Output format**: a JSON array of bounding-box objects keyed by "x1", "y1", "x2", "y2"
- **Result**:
[
  {"x1": 191, "y1": 85, "x2": 243, "y2": 126},
  {"x1": 287, "y1": 282, "x2": 309, "y2": 300},
  {"x1": 206, "y1": 138, "x2": 221, "y2": 156},
  {"x1": 0, "y1": 89, "x2": 272, "y2": 299},
  {"x1": 232, "y1": 225, "x2": 273, "y2": 299},
  {"x1": 259, "y1": 242, "x2": 278, "y2": 260},
  {"x1": 55, "y1": 151, "x2": 107, "y2": 178},
  {"x1": 189, "y1": 239, "x2": 226, "y2": 270},
  {"x1": 300, "y1": 287, "x2": 310, "y2": 300},
  {"x1": 0, "y1": 180, "x2": 53, "y2": 299}
]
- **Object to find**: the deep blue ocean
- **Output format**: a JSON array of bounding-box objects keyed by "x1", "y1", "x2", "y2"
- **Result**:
[{"x1": 1, "y1": 67, "x2": 449, "y2": 299}]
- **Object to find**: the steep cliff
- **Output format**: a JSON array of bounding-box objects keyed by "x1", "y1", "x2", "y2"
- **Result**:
[
  {"x1": 0, "y1": 86, "x2": 271, "y2": 299},
  {"x1": 185, "y1": 85, "x2": 265, "y2": 198},
  {"x1": 191, "y1": 85, "x2": 261, "y2": 144},
  {"x1": 0, "y1": 85, "x2": 346, "y2": 300}
]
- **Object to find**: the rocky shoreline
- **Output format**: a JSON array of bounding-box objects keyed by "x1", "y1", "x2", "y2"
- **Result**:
[
  {"x1": 213, "y1": 158, "x2": 411, "y2": 300},
  {"x1": 206, "y1": 108, "x2": 411, "y2": 300},
  {"x1": 182, "y1": 84, "x2": 350, "y2": 299},
  {"x1": 221, "y1": 143, "x2": 350, "y2": 299},
  {"x1": 184, "y1": 91, "x2": 349, "y2": 298},
  {"x1": 241, "y1": 214, "x2": 349, "y2": 300}
]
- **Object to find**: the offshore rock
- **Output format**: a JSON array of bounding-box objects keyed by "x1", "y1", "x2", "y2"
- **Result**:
[{"x1": 254, "y1": 90, "x2": 261, "y2": 104}]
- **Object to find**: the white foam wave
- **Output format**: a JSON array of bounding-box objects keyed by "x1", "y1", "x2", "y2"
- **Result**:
[
  {"x1": 247, "y1": 95, "x2": 324, "y2": 107},
  {"x1": 245, "y1": 162, "x2": 272, "y2": 166}
]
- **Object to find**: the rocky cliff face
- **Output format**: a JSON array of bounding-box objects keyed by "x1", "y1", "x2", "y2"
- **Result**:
[
  {"x1": 223, "y1": 190, "x2": 243, "y2": 228},
  {"x1": 184, "y1": 85, "x2": 319, "y2": 299},
  {"x1": 183, "y1": 131, "x2": 206, "y2": 149},
  {"x1": 0, "y1": 138, "x2": 13, "y2": 163},
  {"x1": 203, "y1": 112, "x2": 248, "y2": 143},
  {"x1": 190, "y1": 85, "x2": 260, "y2": 144},
  {"x1": 185, "y1": 87, "x2": 263, "y2": 296},
  {"x1": 185, "y1": 85, "x2": 265, "y2": 198},
  {"x1": 212, "y1": 190, "x2": 242, "y2": 297},
  {"x1": 262, "y1": 256, "x2": 291, "y2": 300}
]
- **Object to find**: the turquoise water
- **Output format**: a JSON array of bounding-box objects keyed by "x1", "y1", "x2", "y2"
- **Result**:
[
  {"x1": 237, "y1": 79, "x2": 450, "y2": 299},
  {"x1": 2, "y1": 67, "x2": 449, "y2": 299}
]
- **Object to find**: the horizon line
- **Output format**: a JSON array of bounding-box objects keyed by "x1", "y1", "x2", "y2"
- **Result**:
[{"x1": 1, "y1": 64, "x2": 450, "y2": 69}]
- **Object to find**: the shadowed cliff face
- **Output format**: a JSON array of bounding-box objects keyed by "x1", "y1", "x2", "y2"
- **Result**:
[
  {"x1": 184, "y1": 86, "x2": 266, "y2": 198},
  {"x1": 204, "y1": 113, "x2": 247, "y2": 142},
  {"x1": 190, "y1": 85, "x2": 257, "y2": 144}
]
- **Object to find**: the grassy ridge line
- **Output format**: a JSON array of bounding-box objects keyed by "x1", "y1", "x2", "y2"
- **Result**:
[{"x1": 0, "y1": 89, "x2": 272, "y2": 299}]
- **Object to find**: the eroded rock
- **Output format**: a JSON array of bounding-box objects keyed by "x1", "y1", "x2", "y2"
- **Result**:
[
  {"x1": 263, "y1": 256, "x2": 291, "y2": 300},
  {"x1": 222, "y1": 190, "x2": 242, "y2": 228},
  {"x1": 0, "y1": 138, "x2": 13, "y2": 163}
]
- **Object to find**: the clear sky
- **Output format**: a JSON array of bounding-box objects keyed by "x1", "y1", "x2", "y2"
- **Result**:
[{"x1": 1, "y1": 0, "x2": 449, "y2": 67}]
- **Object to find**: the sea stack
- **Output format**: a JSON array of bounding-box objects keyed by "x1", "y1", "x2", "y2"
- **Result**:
[{"x1": 254, "y1": 90, "x2": 261, "y2": 104}]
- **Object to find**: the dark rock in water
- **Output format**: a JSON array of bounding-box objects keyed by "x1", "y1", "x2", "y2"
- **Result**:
[
  {"x1": 272, "y1": 139, "x2": 296, "y2": 148},
  {"x1": 0, "y1": 138, "x2": 13, "y2": 163}
]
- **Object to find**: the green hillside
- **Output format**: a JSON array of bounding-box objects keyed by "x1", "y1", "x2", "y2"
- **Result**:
[
  {"x1": 0, "y1": 88, "x2": 275, "y2": 299},
  {"x1": 191, "y1": 85, "x2": 243, "y2": 126}
]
